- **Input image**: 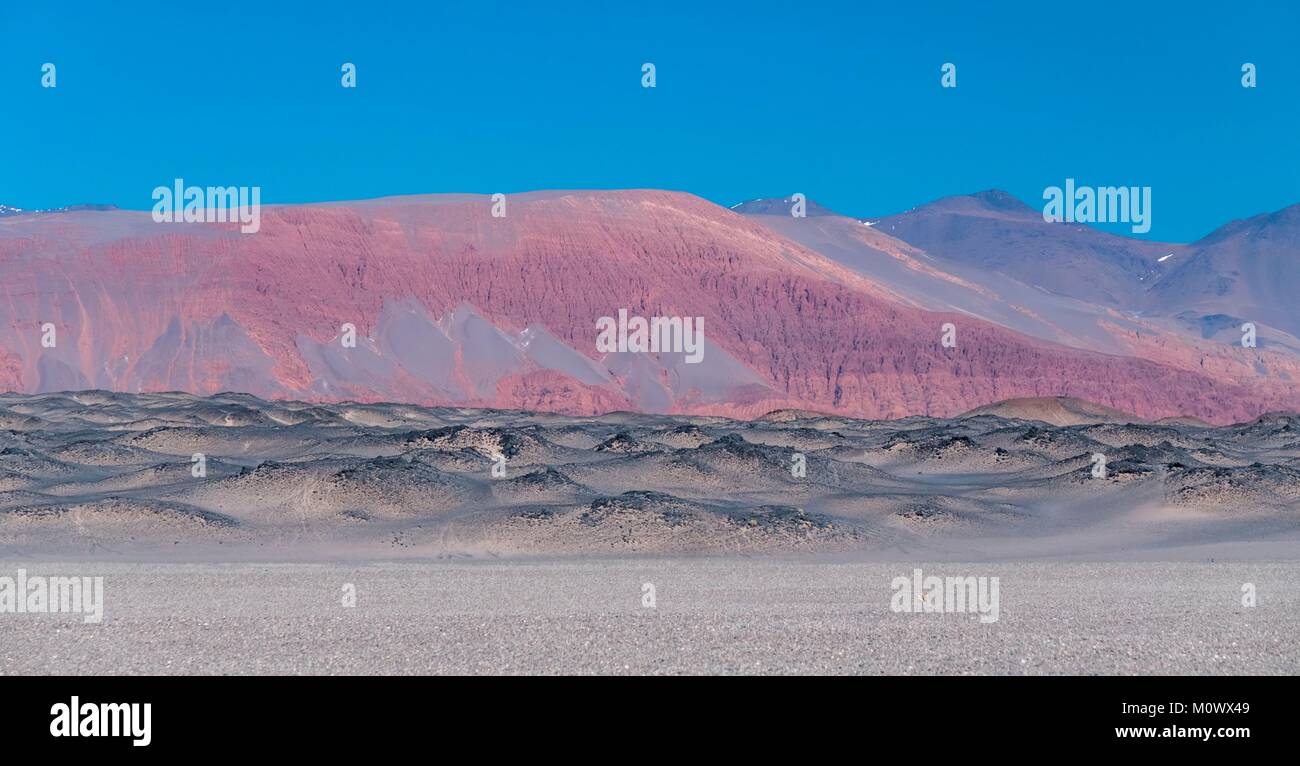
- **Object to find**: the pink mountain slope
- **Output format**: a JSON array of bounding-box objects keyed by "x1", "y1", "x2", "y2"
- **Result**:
[{"x1": 0, "y1": 190, "x2": 1294, "y2": 423}]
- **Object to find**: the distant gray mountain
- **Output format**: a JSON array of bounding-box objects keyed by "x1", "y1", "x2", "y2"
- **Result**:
[
  {"x1": 872, "y1": 189, "x2": 1182, "y2": 308},
  {"x1": 0, "y1": 203, "x2": 119, "y2": 217},
  {"x1": 50, "y1": 203, "x2": 120, "y2": 213},
  {"x1": 1148, "y1": 204, "x2": 1300, "y2": 337}
]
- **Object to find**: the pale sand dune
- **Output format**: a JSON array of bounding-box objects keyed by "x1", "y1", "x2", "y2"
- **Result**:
[{"x1": 958, "y1": 396, "x2": 1144, "y2": 426}]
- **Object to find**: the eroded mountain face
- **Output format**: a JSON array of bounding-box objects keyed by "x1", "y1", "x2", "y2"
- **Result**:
[{"x1": 0, "y1": 190, "x2": 1295, "y2": 424}]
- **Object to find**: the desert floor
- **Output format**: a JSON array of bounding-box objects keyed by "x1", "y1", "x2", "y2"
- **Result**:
[{"x1": 2, "y1": 558, "x2": 1294, "y2": 675}]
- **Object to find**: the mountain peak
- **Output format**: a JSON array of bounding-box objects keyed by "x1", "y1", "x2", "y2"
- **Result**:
[
  {"x1": 967, "y1": 189, "x2": 1036, "y2": 213},
  {"x1": 910, "y1": 189, "x2": 1038, "y2": 217},
  {"x1": 1193, "y1": 202, "x2": 1300, "y2": 246},
  {"x1": 730, "y1": 196, "x2": 842, "y2": 217}
]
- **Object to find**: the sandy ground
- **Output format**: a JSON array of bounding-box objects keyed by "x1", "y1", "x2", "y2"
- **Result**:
[{"x1": 1, "y1": 559, "x2": 1294, "y2": 675}]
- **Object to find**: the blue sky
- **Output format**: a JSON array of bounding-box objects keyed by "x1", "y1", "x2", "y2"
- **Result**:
[{"x1": 3, "y1": 0, "x2": 1297, "y2": 242}]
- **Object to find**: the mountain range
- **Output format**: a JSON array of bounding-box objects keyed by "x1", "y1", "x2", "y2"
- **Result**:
[{"x1": 0, "y1": 189, "x2": 1296, "y2": 424}]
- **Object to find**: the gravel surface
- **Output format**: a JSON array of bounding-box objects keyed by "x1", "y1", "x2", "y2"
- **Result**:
[{"x1": 1, "y1": 559, "x2": 1294, "y2": 675}]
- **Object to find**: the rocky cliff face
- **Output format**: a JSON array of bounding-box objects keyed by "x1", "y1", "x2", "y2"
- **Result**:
[{"x1": 0, "y1": 189, "x2": 1293, "y2": 422}]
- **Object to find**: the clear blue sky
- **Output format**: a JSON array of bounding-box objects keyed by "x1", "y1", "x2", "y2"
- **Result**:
[{"x1": 3, "y1": 0, "x2": 1297, "y2": 242}]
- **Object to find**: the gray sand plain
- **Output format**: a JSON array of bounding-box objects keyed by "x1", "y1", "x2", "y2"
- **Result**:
[{"x1": 0, "y1": 560, "x2": 1294, "y2": 675}]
